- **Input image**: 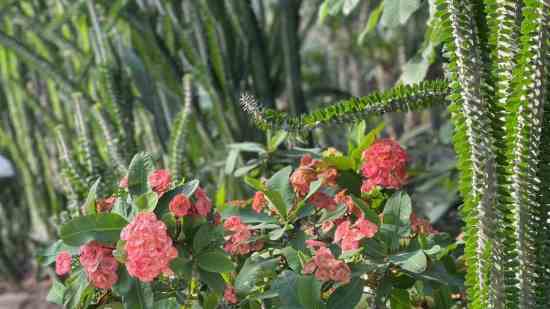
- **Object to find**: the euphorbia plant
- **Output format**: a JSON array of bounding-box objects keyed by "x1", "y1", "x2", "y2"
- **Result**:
[{"x1": 45, "y1": 128, "x2": 464, "y2": 308}]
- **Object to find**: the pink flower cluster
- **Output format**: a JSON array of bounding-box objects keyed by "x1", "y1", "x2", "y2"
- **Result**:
[
  {"x1": 224, "y1": 285, "x2": 238, "y2": 304},
  {"x1": 55, "y1": 251, "x2": 72, "y2": 276},
  {"x1": 334, "y1": 190, "x2": 361, "y2": 217},
  {"x1": 252, "y1": 191, "x2": 267, "y2": 213},
  {"x1": 290, "y1": 155, "x2": 338, "y2": 196},
  {"x1": 79, "y1": 241, "x2": 118, "y2": 289},
  {"x1": 410, "y1": 213, "x2": 438, "y2": 235},
  {"x1": 361, "y1": 139, "x2": 408, "y2": 193},
  {"x1": 120, "y1": 212, "x2": 178, "y2": 282},
  {"x1": 169, "y1": 188, "x2": 212, "y2": 218},
  {"x1": 223, "y1": 216, "x2": 263, "y2": 256},
  {"x1": 148, "y1": 169, "x2": 172, "y2": 195},
  {"x1": 334, "y1": 217, "x2": 378, "y2": 252},
  {"x1": 303, "y1": 244, "x2": 351, "y2": 284}
]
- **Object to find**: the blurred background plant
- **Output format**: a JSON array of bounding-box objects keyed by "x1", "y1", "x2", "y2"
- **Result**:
[{"x1": 0, "y1": 0, "x2": 458, "y2": 285}]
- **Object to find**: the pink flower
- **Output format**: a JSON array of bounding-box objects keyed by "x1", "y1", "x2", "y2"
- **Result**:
[
  {"x1": 334, "y1": 218, "x2": 378, "y2": 252},
  {"x1": 410, "y1": 213, "x2": 438, "y2": 235},
  {"x1": 303, "y1": 260, "x2": 317, "y2": 274},
  {"x1": 120, "y1": 212, "x2": 178, "y2": 282},
  {"x1": 318, "y1": 168, "x2": 338, "y2": 187},
  {"x1": 194, "y1": 187, "x2": 212, "y2": 216},
  {"x1": 252, "y1": 191, "x2": 267, "y2": 213},
  {"x1": 224, "y1": 285, "x2": 238, "y2": 304},
  {"x1": 334, "y1": 190, "x2": 362, "y2": 217},
  {"x1": 312, "y1": 247, "x2": 335, "y2": 266},
  {"x1": 302, "y1": 247, "x2": 351, "y2": 284},
  {"x1": 321, "y1": 221, "x2": 335, "y2": 233},
  {"x1": 329, "y1": 261, "x2": 351, "y2": 284},
  {"x1": 55, "y1": 251, "x2": 72, "y2": 276},
  {"x1": 148, "y1": 169, "x2": 172, "y2": 194},
  {"x1": 79, "y1": 242, "x2": 118, "y2": 289},
  {"x1": 169, "y1": 194, "x2": 192, "y2": 217},
  {"x1": 308, "y1": 192, "x2": 337, "y2": 211},
  {"x1": 354, "y1": 217, "x2": 378, "y2": 238},
  {"x1": 224, "y1": 216, "x2": 244, "y2": 232},
  {"x1": 119, "y1": 176, "x2": 128, "y2": 188},
  {"x1": 305, "y1": 239, "x2": 327, "y2": 249},
  {"x1": 290, "y1": 166, "x2": 317, "y2": 196},
  {"x1": 223, "y1": 216, "x2": 262, "y2": 256},
  {"x1": 361, "y1": 139, "x2": 408, "y2": 192},
  {"x1": 315, "y1": 268, "x2": 331, "y2": 281},
  {"x1": 96, "y1": 196, "x2": 117, "y2": 213}
]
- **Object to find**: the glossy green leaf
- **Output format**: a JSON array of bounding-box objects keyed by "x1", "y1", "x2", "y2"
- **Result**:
[
  {"x1": 236, "y1": 256, "x2": 279, "y2": 294},
  {"x1": 127, "y1": 152, "x2": 155, "y2": 197},
  {"x1": 327, "y1": 277, "x2": 363, "y2": 309},
  {"x1": 134, "y1": 191, "x2": 158, "y2": 212},
  {"x1": 154, "y1": 180, "x2": 200, "y2": 218},
  {"x1": 197, "y1": 250, "x2": 235, "y2": 273},
  {"x1": 46, "y1": 280, "x2": 66, "y2": 305},
  {"x1": 83, "y1": 177, "x2": 100, "y2": 215},
  {"x1": 297, "y1": 275, "x2": 324, "y2": 309},
  {"x1": 193, "y1": 224, "x2": 223, "y2": 253},
  {"x1": 389, "y1": 250, "x2": 427, "y2": 274},
  {"x1": 60, "y1": 213, "x2": 128, "y2": 246}
]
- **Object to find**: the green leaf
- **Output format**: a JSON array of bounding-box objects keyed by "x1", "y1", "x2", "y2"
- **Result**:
[
  {"x1": 327, "y1": 277, "x2": 363, "y2": 309},
  {"x1": 236, "y1": 256, "x2": 279, "y2": 294},
  {"x1": 123, "y1": 279, "x2": 154, "y2": 309},
  {"x1": 267, "y1": 131, "x2": 288, "y2": 152},
  {"x1": 225, "y1": 148, "x2": 239, "y2": 175},
  {"x1": 342, "y1": 0, "x2": 361, "y2": 15},
  {"x1": 390, "y1": 289, "x2": 411, "y2": 309},
  {"x1": 389, "y1": 250, "x2": 427, "y2": 274},
  {"x1": 244, "y1": 176, "x2": 265, "y2": 191},
  {"x1": 127, "y1": 152, "x2": 155, "y2": 197},
  {"x1": 134, "y1": 191, "x2": 158, "y2": 212},
  {"x1": 169, "y1": 257, "x2": 192, "y2": 281},
  {"x1": 265, "y1": 166, "x2": 294, "y2": 219},
  {"x1": 199, "y1": 269, "x2": 226, "y2": 293},
  {"x1": 297, "y1": 275, "x2": 324, "y2": 309},
  {"x1": 193, "y1": 224, "x2": 223, "y2": 253},
  {"x1": 267, "y1": 270, "x2": 301, "y2": 307},
  {"x1": 381, "y1": 192, "x2": 412, "y2": 250},
  {"x1": 83, "y1": 178, "x2": 100, "y2": 215},
  {"x1": 359, "y1": 2, "x2": 384, "y2": 44},
  {"x1": 197, "y1": 250, "x2": 235, "y2": 273},
  {"x1": 323, "y1": 155, "x2": 355, "y2": 171},
  {"x1": 202, "y1": 293, "x2": 220, "y2": 309},
  {"x1": 154, "y1": 180, "x2": 200, "y2": 218},
  {"x1": 221, "y1": 207, "x2": 277, "y2": 224},
  {"x1": 60, "y1": 213, "x2": 128, "y2": 246},
  {"x1": 350, "y1": 122, "x2": 384, "y2": 165},
  {"x1": 228, "y1": 142, "x2": 266, "y2": 153},
  {"x1": 380, "y1": 0, "x2": 421, "y2": 28},
  {"x1": 269, "y1": 225, "x2": 287, "y2": 240},
  {"x1": 281, "y1": 247, "x2": 302, "y2": 272},
  {"x1": 46, "y1": 280, "x2": 66, "y2": 305}
]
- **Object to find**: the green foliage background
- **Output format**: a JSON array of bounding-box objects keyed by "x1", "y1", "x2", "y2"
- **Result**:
[{"x1": 0, "y1": 0, "x2": 453, "y2": 284}]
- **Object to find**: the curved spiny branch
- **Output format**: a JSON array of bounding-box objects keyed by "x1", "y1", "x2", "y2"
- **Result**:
[{"x1": 240, "y1": 79, "x2": 449, "y2": 133}]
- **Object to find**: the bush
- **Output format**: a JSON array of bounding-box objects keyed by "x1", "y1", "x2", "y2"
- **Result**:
[{"x1": 45, "y1": 127, "x2": 464, "y2": 308}]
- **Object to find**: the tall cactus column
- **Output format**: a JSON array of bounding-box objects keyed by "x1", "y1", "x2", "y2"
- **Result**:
[{"x1": 439, "y1": 0, "x2": 550, "y2": 308}]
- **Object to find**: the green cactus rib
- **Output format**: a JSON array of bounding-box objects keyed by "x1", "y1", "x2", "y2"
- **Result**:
[
  {"x1": 169, "y1": 75, "x2": 193, "y2": 180},
  {"x1": 437, "y1": 0, "x2": 496, "y2": 307},
  {"x1": 483, "y1": 0, "x2": 523, "y2": 307},
  {"x1": 240, "y1": 79, "x2": 449, "y2": 132},
  {"x1": 511, "y1": 2, "x2": 549, "y2": 308}
]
